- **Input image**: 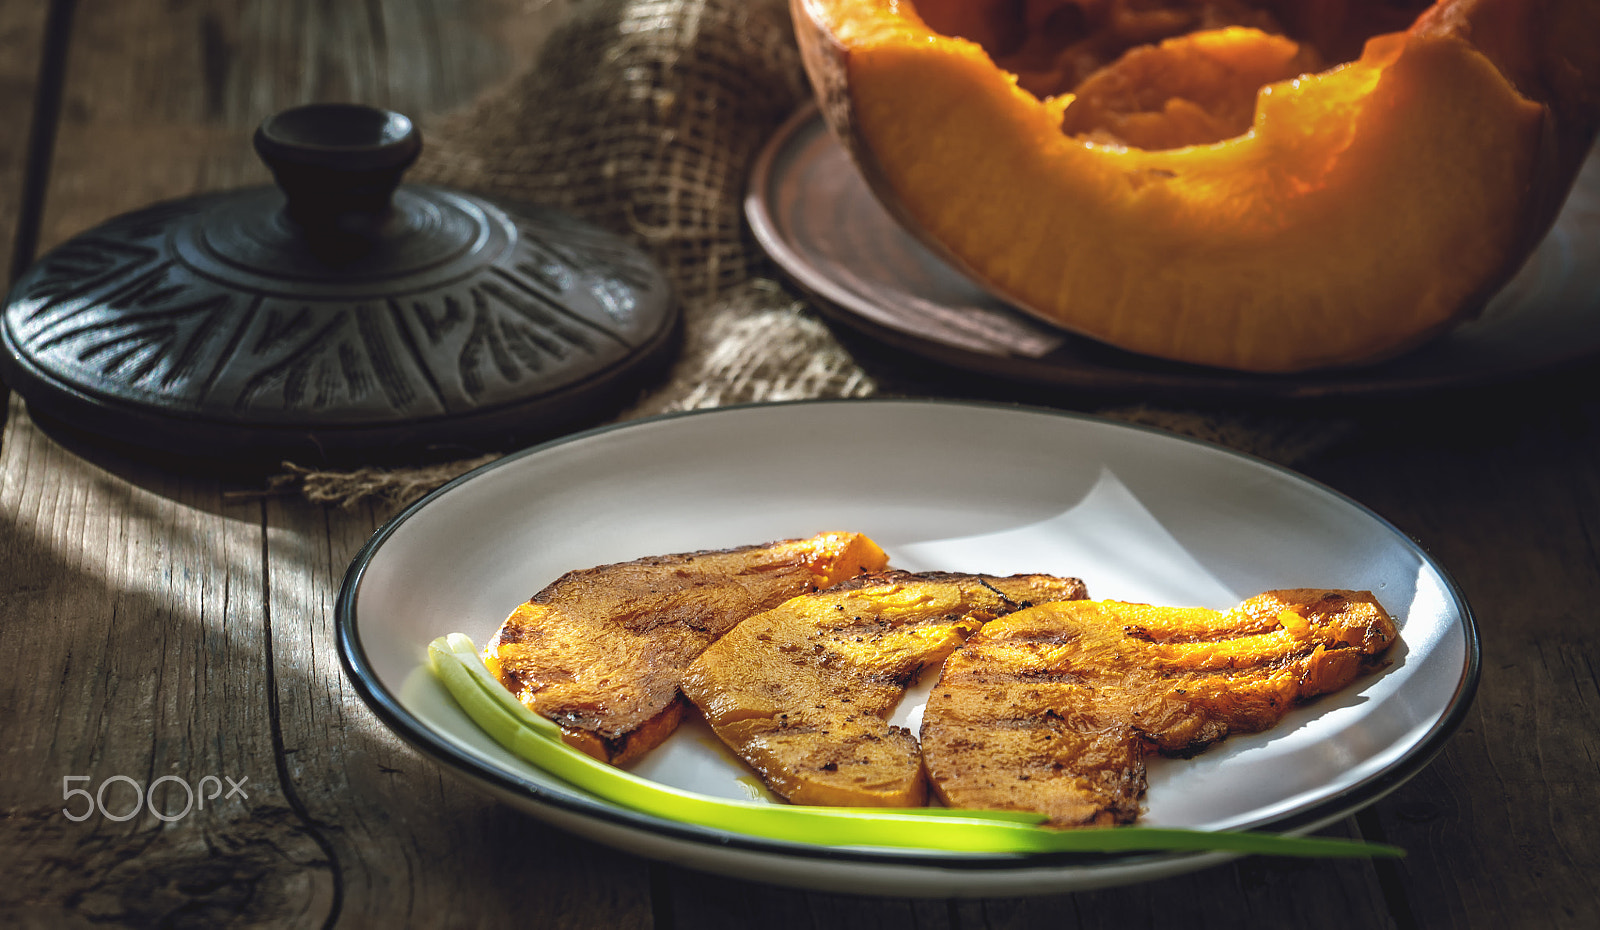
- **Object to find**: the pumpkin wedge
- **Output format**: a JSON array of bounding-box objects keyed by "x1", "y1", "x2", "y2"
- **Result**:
[
  {"x1": 485, "y1": 532, "x2": 888, "y2": 764},
  {"x1": 793, "y1": 0, "x2": 1600, "y2": 372},
  {"x1": 920, "y1": 589, "x2": 1398, "y2": 826},
  {"x1": 682, "y1": 570, "x2": 1088, "y2": 806}
]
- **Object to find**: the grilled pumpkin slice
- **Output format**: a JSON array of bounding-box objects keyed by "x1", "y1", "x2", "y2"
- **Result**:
[
  {"x1": 682, "y1": 570, "x2": 1089, "y2": 807},
  {"x1": 485, "y1": 532, "x2": 888, "y2": 764},
  {"x1": 921, "y1": 589, "x2": 1398, "y2": 826}
]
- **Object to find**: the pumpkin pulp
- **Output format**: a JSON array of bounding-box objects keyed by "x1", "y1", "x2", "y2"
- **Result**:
[{"x1": 796, "y1": 0, "x2": 1566, "y2": 372}]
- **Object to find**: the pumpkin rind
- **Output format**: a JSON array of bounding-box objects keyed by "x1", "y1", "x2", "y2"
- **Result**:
[{"x1": 793, "y1": 0, "x2": 1600, "y2": 373}]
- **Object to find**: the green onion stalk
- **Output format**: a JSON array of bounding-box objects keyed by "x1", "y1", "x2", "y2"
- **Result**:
[{"x1": 429, "y1": 634, "x2": 1402, "y2": 859}]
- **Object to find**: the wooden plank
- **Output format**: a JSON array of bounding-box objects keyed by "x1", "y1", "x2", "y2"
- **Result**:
[
  {"x1": 34, "y1": 0, "x2": 556, "y2": 257},
  {"x1": 657, "y1": 818, "x2": 1395, "y2": 928},
  {"x1": 0, "y1": 392, "x2": 334, "y2": 927},
  {"x1": 0, "y1": 0, "x2": 51, "y2": 283},
  {"x1": 263, "y1": 494, "x2": 653, "y2": 927},
  {"x1": 0, "y1": 6, "x2": 318, "y2": 924},
  {"x1": 0, "y1": 1, "x2": 650, "y2": 926},
  {"x1": 0, "y1": 0, "x2": 54, "y2": 429},
  {"x1": 226, "y1": 0, "x2": 651, "y2": 919},
  {"x1": 954, "y1": 836, "x2": 1395, "y2": 929},
  {"x1": 656, "y1": 782, "x2": 1392, "y2": 926},
  {"x1": 1303, "y1": 379, "x2": 1600, "y2": 927},
  {"x1": 11, "y1": 0, "x2": 1589, "y2": 924},
  {"x1": 660, "y1": 869, "x2": 954, "y2": 928}
]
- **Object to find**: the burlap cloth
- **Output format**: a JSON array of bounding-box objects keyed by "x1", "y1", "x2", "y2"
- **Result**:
[{"x1": 273, "y1": 0, "x2": 1353, "y2": 512}]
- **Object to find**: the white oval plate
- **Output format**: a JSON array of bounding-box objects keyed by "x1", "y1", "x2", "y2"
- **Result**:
[{"x1": 338, "y1": 399, "x2": 1478, "y2": 897}]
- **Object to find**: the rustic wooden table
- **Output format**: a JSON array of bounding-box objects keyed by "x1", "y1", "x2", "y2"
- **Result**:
[{"x1": 2, "y1": 2, "x2": 1596, "y2": 927}]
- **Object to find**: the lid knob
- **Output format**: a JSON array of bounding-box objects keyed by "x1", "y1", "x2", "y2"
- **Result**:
[
  {"x1": 2, "y1": 101, "x2": 677, "y2": 464},
  {"x1": 252, "y1": 103, "x2": 423, "y2": 262}
]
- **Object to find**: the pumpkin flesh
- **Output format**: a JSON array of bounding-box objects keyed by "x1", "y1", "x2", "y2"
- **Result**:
[
  {"x1": 486, "y1": 531, "x2": 889, "y2": 764},
  {"x1": 795, "y1": 0, "x2": 1593, "y2": 372},
  {"x1": 681, "y1": 571, "x2": 1088, "y2": 807},
  {"x1": 920, "y1": 589, "x2": 1399, "y2": 826}
]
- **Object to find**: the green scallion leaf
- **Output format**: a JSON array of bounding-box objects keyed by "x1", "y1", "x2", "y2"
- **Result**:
[{"x1": 428, "y1": 635, "x2": 1402, "y2": 859}]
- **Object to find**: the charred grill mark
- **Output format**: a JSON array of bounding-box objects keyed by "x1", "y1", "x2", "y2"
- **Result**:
[
  {"x1": 856, "y1": 666, "x2": 921, "y2": 690},
  {"x1": 1004, "y1": 665, "x2": 1082, "y2": 683},
  {"x1": 551, "y1": 708, "x2": 600, "y2": 731},
  {"x1": 501, "y1": 667, "x2": 534, "y2": 699},
  {"x1": 923, "y1": 590, "x2": 1395, "y2": 825},
  {"x1": 975, "y1": 576, "x2": 1016, "y2": 609},
  {"x1": 996, "y1": 627, "x2": 1082, "y2": 647},
  {"x1": 492, "y1": 533, "x2": 889, "y2": 763},
  {"x1": 1120, "y1": 615, "x2": 1282, "y2": 644},
  {"x1": 824, "y1": 570, "x2": 913, "y2": 592},
  {"x1": 1124, "y1": 623, "x2": 1245, "y2": 644}
]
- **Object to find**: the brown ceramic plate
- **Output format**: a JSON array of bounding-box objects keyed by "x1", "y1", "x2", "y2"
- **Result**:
[{"x1": 746, "y1": 104, "x2": 1600, "y2": 402}]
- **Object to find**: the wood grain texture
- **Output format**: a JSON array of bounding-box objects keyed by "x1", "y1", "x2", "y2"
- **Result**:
[
  {"x1": 952, "y1": 847, "x2": 1396, "y2": 930},
  {"x1": 0, "y1": 393, "x2": 333, "y2": 928},
  {"x1": 655, "y1": 819, "x2": 1394, "y2": 929},
  {"x1": 34, "y1": 0, "x2": 554, "y2": 256},
  {"x1": 1304, "y1": 375, "x2": 1600, "y2": 929},
  {"x1": 0, "y1": 1, "x2": 649, "y2": 927},
  {"x1": 4, "y1": 0, "x2": 1599, "y2": 926},
  {"x1": 660, "y1": 869, "x2": 957, "y2": 928},
  {"x1": 0, "y1": 0, "x2": 49, "y2": 285},
  {"x1": 262, "y1": 493, "x2": 653, "y2": 927}
]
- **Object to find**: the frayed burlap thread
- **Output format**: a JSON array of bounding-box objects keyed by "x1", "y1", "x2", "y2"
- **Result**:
[
  {"x1": 414, "y1": 0, "x2": 808, "y2": 307},
  {"x1": 270, "y1": 0, "x2": 1354, "y2": 512},
  {"x1": 627, "y1": 278, "x2": 879, "y2": 417},
  {"x1": 416, "y1": 0, "x2": 882, "y2": 415},
  {"x1": 263, "y1": 456, "x2": 501, "y2": 511}
]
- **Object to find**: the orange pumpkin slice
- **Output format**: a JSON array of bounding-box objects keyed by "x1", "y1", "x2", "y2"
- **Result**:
[{"x1": 793, "y1": 0, "x2": 1600, "y2": 372}]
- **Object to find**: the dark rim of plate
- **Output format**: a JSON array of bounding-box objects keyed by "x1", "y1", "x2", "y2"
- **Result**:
[{"x1": 334, "y1": 397, "x2": 1481, "y2": 872}]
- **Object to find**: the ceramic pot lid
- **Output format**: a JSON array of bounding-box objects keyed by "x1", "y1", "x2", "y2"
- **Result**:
[{"x1": 0, "y1": 103, "x2": 678, "y2": 464}]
